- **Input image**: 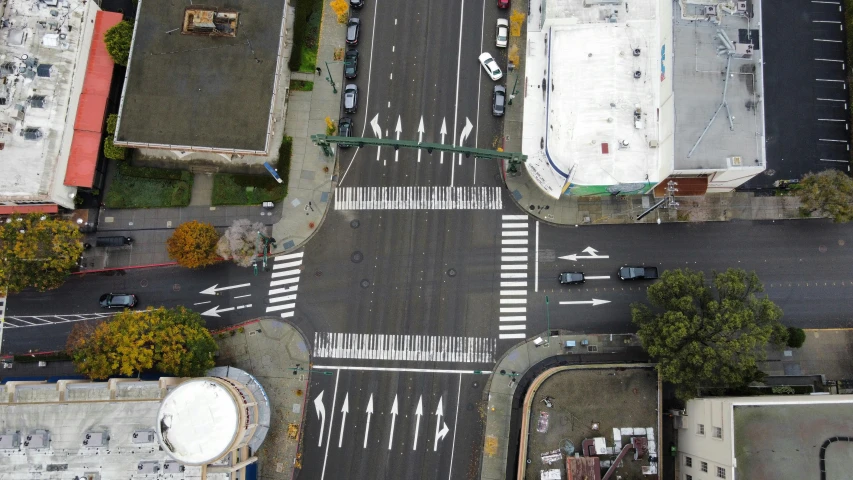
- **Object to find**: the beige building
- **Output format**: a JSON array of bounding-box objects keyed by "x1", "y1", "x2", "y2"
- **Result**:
[{"x1": 676, "y1": 395, "x2": 853, "y2": 480}]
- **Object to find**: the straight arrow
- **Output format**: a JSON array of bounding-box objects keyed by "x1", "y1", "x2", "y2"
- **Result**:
[
  {"x1": 199, "y1": 283, "x2": 251, "y2": 295},
  {"x1": 417, "y1": 116, "x2": 425, "y2": 163},
  {"x1": 200, "y1": 305, "x2": 235, "y2": 317},
  {"x1": 314, "y1": 391, "x2": 326, "y2": 447},
  {"x1": 363, "y1": 394, "x2": 373, "y2": 449},
  {"x1": 439, "y1": 118, "x2": 447, "y2": 164},
  {"x1": 371, "y1": 114, "x2": 382, "y2": 163},
  {"x1": 433, "y1": 397, "x2": 449, "y2": 451},
  {"x1": 413, "y1": 396, "x2": 423, "y2": 450},
  {"x1": 388, "y1": 394, "x2": 398, "y2": 450},
  {"x1": 395, "y1": 116, "x2": 402, "y2": 162},
  {"x1": 559, "y1": 299, "x2": 611, "y2": 306},
  {"x1": 338, "y1": 393, "x2": 349, "y2": 448}
]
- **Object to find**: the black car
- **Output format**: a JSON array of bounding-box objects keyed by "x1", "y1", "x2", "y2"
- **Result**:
[
  {"x1": 339, "y1": 117, "x2": 354, "y2": 148},
  {"x1": 558, "y1": 272, "x2": 585, "y2": 285},
  {"x1": 346, "y1": 18, "x2": 360, "y2": 45},
  {"x1": 344, "y1": 50, "x2": 358, "y2": 79},
  {"x1": 349, "y1": 0, "x2": 364, "y2": 8},
  {"x1": 344, "y1": 84, "x2": 358, "y2": 113},
  {"x1": 99, "y1": 293, "x2": 138, "y2": 309},
  {"x1": 492, "y1": 85, "x2": 506, "y2": 116}
]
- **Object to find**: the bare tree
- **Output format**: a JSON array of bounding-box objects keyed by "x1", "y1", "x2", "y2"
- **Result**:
[{"x1": 217, "y1": 219, "x2": 266, "y2": 267}]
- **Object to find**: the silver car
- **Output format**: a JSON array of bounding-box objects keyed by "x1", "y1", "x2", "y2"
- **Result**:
[{"x1": 344, "y1": 84, "x2": 358, "y2": 113}]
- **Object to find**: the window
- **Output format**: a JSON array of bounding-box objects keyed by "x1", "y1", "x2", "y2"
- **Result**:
[
  {"x1": 697, "y1": 424, "x2": 705, "y2": 435},
  {"x1": 717, "y1": 466, "x2": 726, "y2": 478},
  {"x1": 686, "y1": 476, "x2": 693, "y2": 480},
  {"x1": 701, "y1": 461, "x2": 708, "y2": 472},
  {"x1": 685, "y1": 457, "x2": 693, "y2": 467},
  {"x1": 714, "y1": 426, "x2": 722, "y2": 439}
]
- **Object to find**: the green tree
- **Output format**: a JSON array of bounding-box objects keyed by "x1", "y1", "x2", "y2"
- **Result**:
[
  {"x1": 786, "y1": 326, "x2": 806, "y2": 348},
  {"x1": 68, "y1": 306, "x2": 218, "y2": 379},
  {"x1": 166, "y1": 221, "x2": 220, "y2": 268},
  {"x1": 795, "y1": 170, "x2": 853, "y2": 223},
  {"x1": 631, "y1": 268, "x2": 787, "y2": 400},
  {"x1": 0, "y1": 214, "x2": 83, "y2": 293},
  {"x1": 103, "y1": 136, "x2": 126, "y2": 160},
  {"x1": 104, "y1": 20, "x2": 134, "y2": 66},
  {"x1": 216, "y1": 219, "x2": 264, "y2": 267}
]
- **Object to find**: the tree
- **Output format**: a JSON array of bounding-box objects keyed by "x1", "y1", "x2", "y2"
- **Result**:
[
  {"x1": 104, "y1": 20, "x2": 134, "y2": 66},
  {"x1": 103, "y1": 136, "x2": 126, "y2": 160},
  {"x1": 0, "y1": 214, "x2": 83, "y2": 293},
  {"x1": 166, "y1": 221, "x2": 220, "y2": 268},
  {"x1": 68, "y1": 306, "x2": 218, "y2": 380},
  {"x1": 330, "y1": 0, "x2": 349, "y2": 23},
  {"x1": 795, "y1": 170, "x2": 853, "y2": 223},
  {"x1": 631, "y1": 268, "x2": 787, "y2": 400},
  {"x1": 217, "y1": 219, "x2": 265, "y2": 267},
  {"x1": 786, "y1": 327, "x2": 806, "y2": 348}
]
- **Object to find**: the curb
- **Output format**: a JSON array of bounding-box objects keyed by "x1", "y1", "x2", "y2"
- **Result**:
[{"x1": 73, "y1": 262, "x2": 178, "y2": 275}]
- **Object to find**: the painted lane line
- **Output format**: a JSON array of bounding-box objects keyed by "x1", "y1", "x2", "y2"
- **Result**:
[
  {"x1": 820, "y1": 158, "x2": 849, "y2": 163},
  {"x1": 501, "y1": 281, "x2": 528, "y2": 287},
  {"x1": 501, "y1": 264, "x2": 527, "y2": 270},
  {"x1": 813, "y1": 19, "x2": 841, "y2": 23},
  {"x1": 500, "y1": 290, "x2": 527, "y2": 296},
  {"x1": 450, "y1": 0, "x2": 465, "y2": 184},
  {"x1": 270, "y1": 277, "x2": 301, "y2": 286},
  {"x1": 502, "y1": 214, "x2": 527, "y2": 220},
  {"x1": 585, "y1": 275, "x2": 611, "y2": 280},
  {"x1": 471, "y1": 0, "x2": 486, "y2": 187},
  {"x1": 276, "y1": 251, "x2": 304, "y2": 260},
  {"x1": 269, "y1": 294, "x2": 297, "y2": 303},
  {"x1": 816, "y1": 78, "x2": 845, "y2": 82},
  {"x1": 499, "y1": 324, "x2": 526, "y2": 331},
  {"x1": 814, "y1": 38, "x2": 842, "y2": 42},
  {"x1": 502, "y1": 222, "x2": 528, "y2": 229},
  {"x1": 817, "y1": 98, "x2": 846, "y2": 102},
  {"x1": 265, "y1": 303, "x2": 295, "y2": 312},
  {"x1": 193, "y1": 301, "x2": 211, "y2": 305},
  {"x1": 269, "y1": 285, "x2": 298, "y2": 295},
  {"x1": 502, "y1": 256, "x2": 527, "y2": 262},
  {"x1": 272, "y1": 269, "x2": 301, "y2": 278},
  {"x1": 499, "y1": 333, "x2": 526, "y2": 339},
  {"x1": 273, "y1": 260, "x2": 303, "y2": 269},
  {"x1": 234, "y1": 294, "x2": 251, "y2": 299},
  {"x1": 502, "y1": 247, "x2": 528, "y2": 253},
  {"x1": 812, "y1": 0, "x2": 840, "y2": 3},
  {"x1": 500, "y1": 315, "x2": 526, "y2": 322},
  {"x1": 818, "y1": 118, "x2": 846, "y2": 122},
  {"x1": 500, "y1": 307, "x2": 527, "y2": 313},
  {"x1": 319, "y1": 369, "x2": 340, "y2": 480},
  {"x1": 313, "y1": 365, "x2": 492, "y2": 374},
  {"x1": 535, "y1": 221, "x2": 540, "y2": 293},
  {"x1": 448, "y1": 373, "x2": 463, "y2": 479},
  {"x1": 501, "y1": 272, "x2": 527, "y2": 278},
  {"x1": 816, "y1": 58, "x2": 844, "y2": 62},
  {"x1": 820, "y1": 138, "x2": 848, "y2": 143}
]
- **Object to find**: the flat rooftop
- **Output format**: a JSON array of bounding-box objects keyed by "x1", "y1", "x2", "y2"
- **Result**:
[
  {"x1": 672, "y1": 3, "x2": 765, "y2": 171},
  {"x1": 0, "y1": 0, "x2": 94, "y2": 201},
  {"x1": 115, "y1": 0, "x2": 286, "y2": 153},
  {"x1": 734, "y1": 401, "x2": 853, "y2": 479}
]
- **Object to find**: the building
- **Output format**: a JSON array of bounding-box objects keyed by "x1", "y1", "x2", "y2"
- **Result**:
[
  {"x1": 522, "y1": 0, "x2": 766, "y2": 198},
  {"x1": 0, "y1": 367, "x2": 270, "y2": 479},
  {"x1": 675, "y1": 395, "x2": 853, "y2": 480},
  {"x1": 113, "y1": 0, "x2": 288, "y2": 160},
  {"x1": 0, "y1": 0, "x2": 122, "y2": 213}
]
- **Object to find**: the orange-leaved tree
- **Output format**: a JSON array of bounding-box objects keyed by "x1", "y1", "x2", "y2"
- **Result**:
[
  {"x1": 0, "y1": 214, "x2": 83, "y2": 293},
  {"x1": 166, "y1": 220, "x2": 220, "y2": 268}
]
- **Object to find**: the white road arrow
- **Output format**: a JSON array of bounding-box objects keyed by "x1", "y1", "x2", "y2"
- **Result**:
[
  {"x1": 201, "y1": 305, "x2": 235, "y2": 317},
  {"x1": 338, "y1": 393, "x2": 349, "y2": 448},
  {"x1": 388, "y1": 394, "x2": 399, "y2": 450},
  {"x1": 559, "y1": 299, "x2": 612, "y2": 306},
  {"x1": 559, "y1": 246, "x2": 611, "y2": 261},
  {"x1": 433, "y1": 397, "x2": 450, "y2": 451},
  {"x1": 199, "y1": 283, "x2": 251, "y2": 295},
  {"x1": 417, "y1": 116, "x2": 425, "y2": 163},
  {"x1": 439, "y1": 118, "x2": 447, "y2": 164},
  {"x1": 458, "y1": 117, "x2": 473, "y2": 165},
  {"x1": 314, "y1": 391, "x2": 326, "y2": 447},
  {"x1": 413, "y1": 396, "x2": 423, "y2": 450},
  {"x1": 370, "y1": 114, "x2": 382, "y2": 162},
  {"x1": 395, "y1": 115, "x2": 402, "y2": 163},
  {"x1": 363, "y1": 394, "x2": 374, "y2": 449}
]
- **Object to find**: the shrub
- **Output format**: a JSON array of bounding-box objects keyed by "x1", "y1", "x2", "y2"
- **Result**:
[
  {"x1": 786, "y1": 327, "x2": 806, "y2": 348},
  {"x1": 103, "y1": 137, "x2": 126, "y2": 160},
  {"x1": 106, "y1": 114, "x2": 119, "y2": 134},
  {"x1": 325, "y1": 116, "x2": 336, "y2": 135},
  {"x1": 104, "y1": 21, "x2": 134, "y2": 66}
]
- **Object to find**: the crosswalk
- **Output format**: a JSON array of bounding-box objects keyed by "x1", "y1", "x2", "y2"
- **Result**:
[
  {"x1": 334, "y1": 186, "x2": 502, "y2": 210},
  {"x1": 265, "y1": 251, "x2": 305, "y2": 317},
  {"x1": 498, "y1": 214, "x2": 529, "y2": 340},
  {"x1": 314, "y1": 332, "x2": 495, "y2": 363}
]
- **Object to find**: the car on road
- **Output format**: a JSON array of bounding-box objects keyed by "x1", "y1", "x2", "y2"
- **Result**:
[
  {"x1": 496, "y1": 19, "x2": 509, "y2": 47},
  {"x1": 346, "y1": 18, "x2": 360, "y2": 45},
  {"x1": 338, "y1": 117, "x2": 354, "y2": 148},
  {"x1": 344, "y1": 84, "x2": 358, "y2": 113},
  {"x1": 497, "y1": 0, "x2": 510, "y2": 8},
  {"x1": 492, "y1": 85, "x2": 506, "y2": 116},
  {"x1": 349, "y1": 0, "x2": 364, "y2": 8},
  {"x1": 478, "y1": 52, "x2": 503, "y2": 81},
  {"x1": 344, "y1": 50, "x2": 358, "y2": 79},
  {"x1": 618, "y1": 266, "x2": 659, "y2": 280},
  {"x1": 558, "y1": 272, "x2": 585, "y2": 285},
  {"x1": 99, "y1": 293, "x2": 138, "y2": 309}
]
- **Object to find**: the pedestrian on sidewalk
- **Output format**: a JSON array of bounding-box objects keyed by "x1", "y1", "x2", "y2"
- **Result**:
[{"x1": 316, "y1": 67, "x2": 322, "y2": 76}]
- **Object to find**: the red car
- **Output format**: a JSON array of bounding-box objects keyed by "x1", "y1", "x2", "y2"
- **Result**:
[{"x1": 498, "y1": 0, "x2": 510, "y2": 8}]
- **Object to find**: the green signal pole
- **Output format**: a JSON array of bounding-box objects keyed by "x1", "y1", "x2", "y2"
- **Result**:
[{"x1": 324, "y1": 61, "x2": 337, "y2": 94}]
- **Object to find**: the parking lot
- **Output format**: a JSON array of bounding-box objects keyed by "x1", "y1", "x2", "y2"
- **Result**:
[{"x1": 756, "y1": 0, "x2": 850, "y2": 188}]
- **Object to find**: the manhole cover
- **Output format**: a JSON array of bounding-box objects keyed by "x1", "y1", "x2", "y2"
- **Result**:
[
  {"x1": 351, "y1": 251, "x2": 363, "y2": 263},
  {"x1": 360, "y1": 279, "x2": 371, "y2": 288},
  {"x1": 172, "y1": 284, "x2": 180, "y2": 292},
  {"x1": 315, "y1": 271, "x2": 323, "y2": 277},
  {"x1": 351, "y1": 220, "x2": 360, "y2": 229},
  {"x1": 819, "y1": 245, "x2": 827, "y2": 253},
  {"x1": 839, "y1": 239, "x2": 846, "y2": 246},
  {"x1": 447, "y1": 268, "x2": 456, "y2": 277},
  {"x1": 139, "y1": 279, "x2": 149, "y2": 288}
]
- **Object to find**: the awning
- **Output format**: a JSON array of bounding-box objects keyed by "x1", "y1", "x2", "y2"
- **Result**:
[
  {"x1": 653, "y1": 176, "x2": 709, "y2": 197},
  {"x1": 0, "y1": 204, "x2": 60, "y2": 214}
]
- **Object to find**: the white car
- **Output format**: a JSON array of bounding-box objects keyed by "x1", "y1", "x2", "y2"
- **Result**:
[
  {"x1": 478, "y1": 52, "x2": 503, "y2": 81},
  {"x1": 496, "y1": 19, "x2": 508, "y2": 48}
]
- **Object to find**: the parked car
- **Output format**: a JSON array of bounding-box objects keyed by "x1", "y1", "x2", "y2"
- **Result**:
[
  {"x1": 558, "y1": 272, "x2": 585, "y2": 285},
  {"x1": 618, "y1": 266, "x2": 659, "y2": 280},
  {"x1": 99, "y1": 293, "x2": 138, "y2": 309},
  {"x1": 478, "y1": 52, "x2": 503, "y2": 81},
  {"x1": 344, "y1": 50, "x2": 359, "y2": 79},
  {"x1": 492, "y1": 85, "x2": 506, "y2": 116},
  {"x1": 349, "y1": 0, "x2": 364, "y2": 8},
  {"x1": 344, "y1": 84, "x2": 358, "y2": 113},
  {"x1": 497, "y1": 0, "x2": 510, "y2": 8},
  {"x1": 338, "y1": 117, "x2": 354, "y2": 148},
  {"x1": 496, "y1": 19, "x2": 509, "y2": 48},
  {"x1": 346, "y1": 18, "x2": 360, "y2": 45},
  {"x1": 95, "y1": 236, "x2": 133, "y2": 247}
]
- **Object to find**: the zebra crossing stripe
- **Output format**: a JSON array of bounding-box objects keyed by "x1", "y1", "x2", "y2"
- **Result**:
[
  {"x1": 501, "y1": 273, "x2": 526, "y2": 278},
  {"x1": 502, "y1": 239, "x2": 528, "y2": 245},
  {"x1": 501, "y1": 264, "x2": 527, "y2": 270},
  {"x1": 502, "y1": 256, "x2": 527, "y2": 262},
  {"x1": 499, "y1": 325, "x2": 525, "y2": 331},
  {"x1": 314, "y1": 332, "x2": 495, "y2": 363},
  {"x1": 269, "y1": 285, "x2": 298, "y2": 295},
  {"x1": 500, "y1": 307, "x2": 526, "y2": 313},
  {"x1": 502, "y1": 230, "x2": 528, "y2": 237},
  {"x1": 502, "y1": 247, "x2": 528, "y2": 253},
  {"x1": 270, "y1": 294, "x2": 297, "y2": 303},
  {"x1": 273, "y1": 260, "x2": 303, "y2": 269},
  {"x1": 502, "y1": 222, "x2": 528, "y2": 229},
  {"x1": 334, "y1": 186, "x2": 503, "y2": 210},
  {"x1": 500, "y1": 290, "x2": 527, "y2": 296},
  {"x1": 276, "y1": 251, "x2": 304, "y2": 260},
  {"x1": 266, "y1": 303, "x2": 295, "y2": 313},
  {"x1": 500, "y1": 316, "x2": 526, "y2": 322},
  {"x1": 272, "y1": 269, "x2": 301, "y2": 278},
  {"x1": 501, "y1": 281, "x2": 527, "y2": 287},
  {"x1": 499, "y1": 333, "x2": 526, "y2": 339},
  {"x1": 280, "y1": 311, "x2": 295, "y2": 318},
  {"x1": 500, "y1": 298, "x2": 526, "y2": 304},
  {"x1": 270, "y1": 277, "x2": 300, "y2": 286},
  {"x1": 502, "y1": 215, "x2": 527, "y2": 220}
]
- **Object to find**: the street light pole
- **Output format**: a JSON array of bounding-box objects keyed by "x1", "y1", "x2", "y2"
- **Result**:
[
  {"x1": 508, "y1": 72, "x2": 520, "y2": 106},
  {"x1": 324, "y1": 61, "x2": 337, "y2": 94},
  {"x1": 544, "y1": 295, "x2": 550, "y2": 347}
]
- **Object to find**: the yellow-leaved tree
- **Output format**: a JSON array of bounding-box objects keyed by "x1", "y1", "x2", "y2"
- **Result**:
[
  {"x1": 166, "y1": 220, "x2": 220, "y2": 268},
  {"x1": 0, "y1": 214, "x2": 83, "y2": 293},
  {"x1": 330, "y1": 0, "x2": 349, "y2": 24},
  {"x1": 510, "y1": 10, "x2": 526, "y2": 37}
]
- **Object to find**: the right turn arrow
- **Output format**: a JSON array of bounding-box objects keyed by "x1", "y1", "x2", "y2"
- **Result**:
[{"x1": 433, "y1": 397, "x2": 450, "y2": 451}]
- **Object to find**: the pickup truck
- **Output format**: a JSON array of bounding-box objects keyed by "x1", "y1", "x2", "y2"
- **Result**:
[{"x1": 618, "y1": 266, "x2": 659, "y2": 280}]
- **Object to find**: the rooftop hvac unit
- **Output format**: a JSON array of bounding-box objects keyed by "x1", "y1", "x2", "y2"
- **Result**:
[
  {"x1": 648, "y1": 140, "x2": 659, "y2": 148},
  {"x1": 705, "y1": 5, "x2": 716, "y2": 15},
  {"x1": 24, "y1": 430, "x2": 49, "y2": 448},
  {"x1": 82, "y1": 431, "x2": 108, "y2": 447},
  {"x1": 138, "y1": 461, "x2": 160, "y2": 473},
  {"x1": 132, "y1": 430, "x2": 155, "y2": 444},
  {"x1": 737, "y1": 1, "x2": 747, "y2": 11},
  {"x1": 163, "y1": 460, "x2": 185, "y2": 472},
  {"x1": 0, "y1": 433, "x2": 20, "y2": 449}
]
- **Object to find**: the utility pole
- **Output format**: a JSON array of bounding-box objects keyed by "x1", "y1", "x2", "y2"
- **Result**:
[{"x1": 324, "y1": 61, "x2": 337, "y2": 94}]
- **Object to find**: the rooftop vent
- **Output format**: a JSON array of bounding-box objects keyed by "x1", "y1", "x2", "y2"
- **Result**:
[
  {"x1": 705, "y1": 5, "x2": 717, "y2": 15},
  {"x1": 182, "y1": 7, "x2": 239, "y2": 37},
  {"x1": 82, "y1": 431, "x2": 109, "y2": 447},
  {"x1": 29, "y1": 95, "x2": 46, "y2": 108},
  {"x1": 22, "y1": 128, "x2": 42, "y2": 140},
  {"x1": 36, "y1": 64, "x2": 53, "y2": 77},
  {"x1": 633, "y1": 70, "x2": 641, "y2": 79},
  {"x1": 633, "y1": 48, "x2": 641, "y2": 56}
]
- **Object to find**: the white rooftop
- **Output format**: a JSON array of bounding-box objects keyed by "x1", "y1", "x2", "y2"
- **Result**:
[{"x1": 0, "y1": 0, "x2": 95, "y2": 206}]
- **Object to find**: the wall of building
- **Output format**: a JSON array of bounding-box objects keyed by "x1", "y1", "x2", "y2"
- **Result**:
[
  {"x1": 654, "y1": 0, "x2": 675, "y2": 186},
  {"x1": 678, "y1": 398, "x2": 734, "y2": 480}
]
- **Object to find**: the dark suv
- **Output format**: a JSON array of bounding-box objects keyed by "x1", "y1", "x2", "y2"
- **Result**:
[
  {"x1": 99, "y1": 293, "x2": 138, "y2": 309},
  {"x1": 344, "y1": 50, "x2": 358, "y2": 79},
  {"x1": 492, "y1": 85, "x2": 506, "y2": 116},
  {"x1": 558, "y1": 272, "x2": 585, "y2": 285},
  {"x1": 349, "y1": 0, "x2": 364, "y2": 8},
  {"x1": 339, "y1": 117, "x2": 354, "y2": 148}
]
